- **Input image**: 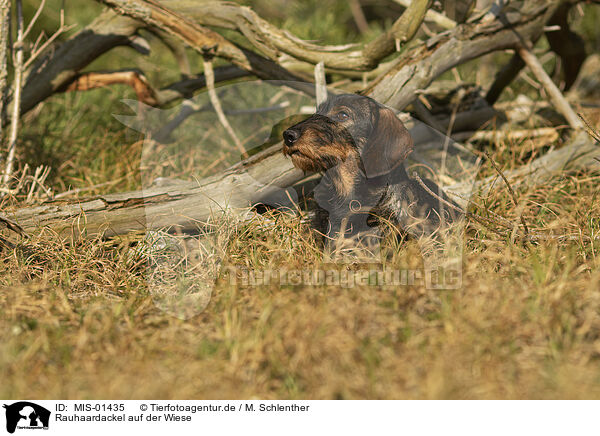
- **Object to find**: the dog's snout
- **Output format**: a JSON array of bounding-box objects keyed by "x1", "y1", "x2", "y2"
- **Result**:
[{"x1": 283, "y1": 128, "x2": 300, "y2": 145}]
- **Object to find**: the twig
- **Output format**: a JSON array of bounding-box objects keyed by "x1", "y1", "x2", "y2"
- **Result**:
[
  {"x1": 314, "y1": 61, "x2": 327, "y2": 106},
  {"x1": 578, "y1": 113, "x2": 600, "y2": 143},
  {"x1": 23, "y1": 9, "x2": 75, "y2": 70},
  {"x1": 22, "y1": 0, "x2": 45, "y2": 40},
  {"x1": 391, "y1": 0, "x2": 456, "y2": 30},
  {"x1": 0, "y1": 0, "x2": 9, "y2": 143},
  {"x1": 202, "y1": 57, "x2": 246, "y2": 158},
  {"x1": 484, "y1": 151, "x2": 529, "y2": 237},
  {"x1": 517, "y1": 46, "x2": 583, "y2": 130},
  {"x1": 412, "y1": 171, "x2": 518, "y2": 239},
  {"x1": 2, "y1": 0, "x2": 25, "y2": 188},
  {"x1": 349, "y1": 0, "x2": 370, "y2": 34}
]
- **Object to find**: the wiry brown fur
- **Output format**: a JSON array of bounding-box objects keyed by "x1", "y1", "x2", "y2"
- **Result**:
[{"x1": 282, "y1": 94, "x2": 457, "y2": 244}]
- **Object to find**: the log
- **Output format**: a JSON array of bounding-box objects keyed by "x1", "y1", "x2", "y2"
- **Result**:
[
  {"x1": 7, "y1": 144, "x2": 303, "y2": 238},
  {"x1": 446, "y1": 131, "x2": 600, "y2": 201},
  {"x1": 6, "y1": 128, "x2": 599, "y2": 239}
]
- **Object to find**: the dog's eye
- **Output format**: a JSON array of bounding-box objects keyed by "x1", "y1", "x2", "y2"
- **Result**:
[{"x1": 335, "y1": 111, "x2": 349, "y2": 121}]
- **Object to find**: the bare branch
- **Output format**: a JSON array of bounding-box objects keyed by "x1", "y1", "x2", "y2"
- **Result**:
[
  {"x1": 64, "y1": 70, "x2": 159, "y2": 106},
  {"x1": 0, "y1": 0, "x2": 9, "y2": 138},
  {"x1": 364, "y1": 0, "x2": 431, "y2": 60},
  {"x1": 95, "y1": 0, "x2": 309, "y2": 88},
  {"x1": 23, "y1": 9, "x2": 76, "y2": 70},
  {"x1": 61, "y1": 66, "x2": 251, "y2": 111},
  {"x1": 578, "y1": 113, "x2": 600, "y2": 143},
  {"x1": 392, "y1": 0, "x2": 457, "y2": 30},
  {"x1": 3, "y1": 0, "x2": 25, "y2": 187},
  {"x1": 20, "y1": 10, "x2": 144, "y2": 118},
  {"x1": 484, "y1": 151, "x2": 529, "y2": 237},
  {"x1": 517, "y1": 45, "x2": 583, "y2": 130},
  {"x1": 22, "y1": 0, "x2": 45, "y2": 41},
  {"x1": 202, "y1": 57, "x2": 245, "y2": 157},
  {"x1": 158, "y1": 0, "x2": 428, "y2": 70},
  {"x1": 366, "y1": 1, "x2": 561, "y2": 109}
]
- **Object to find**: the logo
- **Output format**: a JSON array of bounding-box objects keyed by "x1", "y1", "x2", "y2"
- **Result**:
[{"x1": 3, "y1": 402, "x2": 50, "y2": 434}]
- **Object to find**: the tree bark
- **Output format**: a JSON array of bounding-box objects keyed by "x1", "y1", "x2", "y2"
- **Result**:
[
  {"x1": 7, "y1": 144, "x2": 303, "y2": 238},
  {"x1": 20, "y1": 10, "x2": 144, "y2": 118}
]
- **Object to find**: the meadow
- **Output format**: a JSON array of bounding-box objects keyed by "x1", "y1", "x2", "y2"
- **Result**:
[{"x1": 1, "y1": 0, "x2": 600, "y2": 399}]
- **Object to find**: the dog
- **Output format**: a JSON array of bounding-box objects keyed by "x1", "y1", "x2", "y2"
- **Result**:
[{"x1": 282, "y1": 93, "x2": 459, "y2": 252}]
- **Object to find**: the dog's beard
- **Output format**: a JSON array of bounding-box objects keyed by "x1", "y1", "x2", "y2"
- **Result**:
[
  {"x1": 284, "y1": 137, "x2": 356, "y2": 173},
  {"x1": 287, "y1": 151, "x2": 327, "y2": 172}
]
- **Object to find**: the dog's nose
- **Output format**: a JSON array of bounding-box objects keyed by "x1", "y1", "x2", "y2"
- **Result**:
[{"x1": 283, "y1": 128, "x2": 300, "y2": 145}]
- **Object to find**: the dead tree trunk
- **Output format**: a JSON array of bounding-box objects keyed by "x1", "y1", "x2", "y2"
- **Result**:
[{"x1": 8, "y1": 144, "x2": 303, "y2": 237}]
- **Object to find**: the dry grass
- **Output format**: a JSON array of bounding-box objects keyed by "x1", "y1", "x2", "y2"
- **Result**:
[
  {"x1": 1, "y1": 0, "x2": 599, "y2": 398},
  {"x1": 1, "y1": 141, "x2": 600, "y2": 398}
]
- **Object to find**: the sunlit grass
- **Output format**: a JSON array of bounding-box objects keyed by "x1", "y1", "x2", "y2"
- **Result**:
[{"x1": 1, "y1": 0, "x2": 600, "y2": 399}]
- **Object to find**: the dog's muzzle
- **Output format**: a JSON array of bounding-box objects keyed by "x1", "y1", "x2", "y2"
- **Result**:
[{"x1": 283, "y1": 127, "x2": 301, "y2": 146}]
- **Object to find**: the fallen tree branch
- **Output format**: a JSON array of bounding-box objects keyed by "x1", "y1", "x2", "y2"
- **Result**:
[
  {"x1": 5, "y1": 144, "x2": 304, "y2": 238},
  {"x1": 157, "y1": 0, "x2": 426, "y2": 71},
  {"x1": 11, "y1": 0, "x2": 566, "y2": 129},
  {"x1": 452, "y1": 127, "x2": 560, "y2": 143},
  {"x1": 2, "y1": 0, "x2": 591, "y2": 241},
  {"x1": 95, "y1": 0, "x2": 310, "y2": 90},
  {"x1": 517, "y1": 45, "x2": 583, "y2": 129},
  {"x1": 19, "y1": 10, "x2": 144, "y2": 119},
  {"x1": 62, "y1": 66, "x2": 251, "y2": 109},
  {"x1": 366, "y1": 0, "x2": 562, "y2": 109},
  {"x1": 392, "y1": 0, "x2": 457, "y2": 30},
  {"x1": 64, "y1": 70, "x2": 159, "y2": 106},
  {"x1": 446, "y1": 131, "x2": 600, "y2": 201},
  {"x1": 362, "y1": 0, "x2": 431, "y2": 62}
]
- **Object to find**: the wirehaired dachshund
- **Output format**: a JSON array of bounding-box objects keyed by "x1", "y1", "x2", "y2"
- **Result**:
[{"x1": 282, "y1": 93, "x2": 459, "y2": 249}]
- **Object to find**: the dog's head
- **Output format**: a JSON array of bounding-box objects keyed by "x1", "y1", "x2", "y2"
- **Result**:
[{"x1": 282, "y1": 94, "x2": 413, "y2": 178}]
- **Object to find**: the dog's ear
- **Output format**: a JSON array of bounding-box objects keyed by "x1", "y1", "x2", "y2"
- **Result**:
[{"x1": 360, "y1": 106, "x2": 413, "y2": 178}]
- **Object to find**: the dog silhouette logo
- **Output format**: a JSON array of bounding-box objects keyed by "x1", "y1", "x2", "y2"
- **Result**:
[{"x1": 3, "y1": 402, "x2": 50, "y2": 433}]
